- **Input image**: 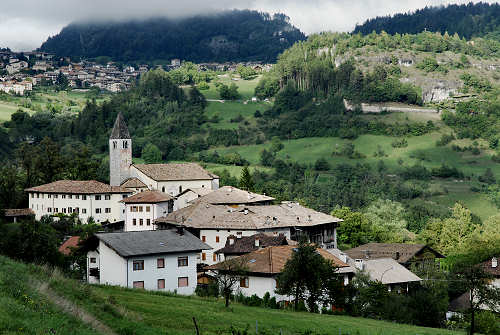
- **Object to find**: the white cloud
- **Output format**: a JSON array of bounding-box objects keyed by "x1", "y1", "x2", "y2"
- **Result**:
[{"x1": 0, "y1": 0, "x2": 496, "y2": 51}]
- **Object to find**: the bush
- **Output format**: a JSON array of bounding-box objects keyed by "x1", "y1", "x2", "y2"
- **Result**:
[
  {"x1": 391, "y1": 138, "x2": 408, "y2": 148},
  {"x1": 230, "y1": 114, "x2": 244, "y2": 123},
  {"x1": 431, "y1": 164, "x2": 463, "y2": 179},
  {"x1": 436, "y1": 133, "x2": 455, "y2": 146},
  {"x1": 314, "y1": 158, "x2": 330, "y2": 171}
]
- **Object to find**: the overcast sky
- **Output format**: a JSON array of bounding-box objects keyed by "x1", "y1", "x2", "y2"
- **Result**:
[{"x1": 0, "y1": 0, "x2": 496, "y2": 51}]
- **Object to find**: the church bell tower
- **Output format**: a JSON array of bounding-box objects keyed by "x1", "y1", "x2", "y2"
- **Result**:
[{"x1": 109, "y1": 112, "x2": 132, "y2": 186}]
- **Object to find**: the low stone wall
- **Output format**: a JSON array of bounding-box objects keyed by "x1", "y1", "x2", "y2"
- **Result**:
[{"x1": 344, "y1": 100, "x2": 438, "y2": 114}]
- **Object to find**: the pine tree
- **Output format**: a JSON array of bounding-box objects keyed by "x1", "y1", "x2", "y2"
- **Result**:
[{"x1": 239, "y1": 166, "x2": 254, "y2": 191}]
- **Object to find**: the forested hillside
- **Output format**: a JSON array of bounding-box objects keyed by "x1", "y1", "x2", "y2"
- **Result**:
[
  {"x1": 39, "y1": 10, "x2": 305, "y2": 63},
  {"x1": 354, "y1": 2, "x2": 500, "y2": 40}
]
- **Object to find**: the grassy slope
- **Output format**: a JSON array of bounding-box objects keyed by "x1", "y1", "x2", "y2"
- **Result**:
[
  {"x1": 0, "y1": 256, "x2": 461, "y2": 335},
  {"x1": 0, "y1": 256, "x2": 97, "y2": 335},
  {"x1": 0, "y1": 89, "x2": 109, "y2": 123}
]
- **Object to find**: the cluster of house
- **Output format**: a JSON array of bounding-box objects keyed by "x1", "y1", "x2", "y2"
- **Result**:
[
  {"x1": 0, "y1": 50, "x2": 148, "y2": 95},
  {"x1": 21, "y1": 113, "x2": 499, "y2": 312}
]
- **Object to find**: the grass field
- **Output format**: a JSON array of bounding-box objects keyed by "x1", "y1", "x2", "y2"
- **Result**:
[
  {"x1": 0, "y1": 256, "x2": 463, "y2": 335},
  {"x1": 202, "y1": 75, "x2": 262, "y2": 100},
  {"x1": 0, "y1": 89, "x2": 110, "y2": 124},
  {"x1": 204, "y1": 100, "x2": 270, "y2": 129}
]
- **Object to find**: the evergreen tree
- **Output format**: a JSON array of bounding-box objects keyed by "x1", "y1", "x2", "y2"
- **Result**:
[{"x1": 239, "y1": 166, "x2": 254, "y2": 191}]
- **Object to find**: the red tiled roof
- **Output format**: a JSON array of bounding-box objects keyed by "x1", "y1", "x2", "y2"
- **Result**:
[
  {"x1": 25, "y1": 180, "x2": 132, "y2": 194},
  {"x1": 59, "y1": 236, "x2": 81, "y2": 256},
  {"x1": 121, "y1": 190, "x2": 173, "y2": 204},
  {"x1": 208, "y1": 245, "x2": 348, "y2": 275}
]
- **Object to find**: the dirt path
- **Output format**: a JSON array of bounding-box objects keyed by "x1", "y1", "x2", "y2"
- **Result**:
[{"x1": 35, "y1": 282, "x2": 118, "y2": 335}]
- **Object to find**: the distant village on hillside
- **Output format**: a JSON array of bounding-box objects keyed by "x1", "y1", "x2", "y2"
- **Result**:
[{"x1": 0, "y1": 49, "x2": 271, "y2": 95}]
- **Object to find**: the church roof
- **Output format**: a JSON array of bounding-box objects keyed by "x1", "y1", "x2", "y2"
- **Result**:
[
  {"x1": 121, "y1": 177, "x2": 147, "y2": 188},
  {"x1": 110, "y1": 112, "x2": 130, "y2": 139},
  {"x1": 132, "y1": 163, "x2": 218, "y2": 181}
]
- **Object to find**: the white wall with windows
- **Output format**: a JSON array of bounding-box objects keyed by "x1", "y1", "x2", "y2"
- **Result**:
[
  {"x1": 124, "y1": 201, "x2": 172, "y2": 232},
  {"x1": 87, "y1": 241, "x2": 199, "y2": 294},
  {"x1": 28, "y1": 192, "x2": 128, "y2": 223}
]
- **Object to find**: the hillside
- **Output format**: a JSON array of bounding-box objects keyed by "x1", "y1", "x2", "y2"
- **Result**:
[
  {"x1": 39, "y1": 10, "x2": 305, "y2": 63},
  {"x1": 354, "y1": 2, "x2": 500, "y2": 40},
  {"x1": 0, "y1": 255, "x2": 463, "y2": 335}
]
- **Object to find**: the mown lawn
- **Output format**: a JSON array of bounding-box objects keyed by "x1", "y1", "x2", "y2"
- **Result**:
[
  {"x1": 204, "y1": 100, "x2": 269, "y2": 129},
  {"x1": 202, "y1": 75, "x2": 262, "y2": 100}
]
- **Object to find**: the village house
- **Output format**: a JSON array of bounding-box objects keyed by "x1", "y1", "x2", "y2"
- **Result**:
[
  {"x1": 175, "y1": 188, "x2": 213, "y2": 210},
  {"x1": 85, "y1": 229, "x2": 210, "y2": 294},
  {"x1": 208, "y1": 245, "x2": 352, "y2": 302},
  {"x1": 121, "y1": 190, "x2": 174, "y2": 232},
  {"x1": 25, "y1": 180, "x2": 131, "y2": 223},
  {"x1": 344, "y1": 243, "x2": 444, "y2": 269},
  {"x1": 156, "y1": 198, "x2": 342, "y2": 265},
  {"x1": 215, "y1": 232, "x2": 290, "y2": 261}
]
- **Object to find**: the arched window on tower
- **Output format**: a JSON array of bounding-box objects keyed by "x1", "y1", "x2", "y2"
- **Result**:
[
  {"x1": 123, "y1": 141, "x2": 128, "y2": 149},
  {"x1": 113, "y1": 141, "x2": 117, "y2": 149},
  {"x1": 162, "y1": 187, "x2": 165, "y2": 193}
]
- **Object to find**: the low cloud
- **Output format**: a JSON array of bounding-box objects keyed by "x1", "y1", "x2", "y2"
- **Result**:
[{"x1": 0, "y1": 0, "x2": 496, "y2": 50}]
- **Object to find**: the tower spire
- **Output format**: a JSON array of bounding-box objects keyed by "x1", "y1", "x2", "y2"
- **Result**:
[{"x1": 110, "y1": 112, "x2": 130, "y2": 139}]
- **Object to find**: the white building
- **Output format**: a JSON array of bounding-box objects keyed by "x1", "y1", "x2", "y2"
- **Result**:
[
  {"x1": 208, "y1": 245, "x2": 351, "y2": 302},
  {"x1": 25, "y1": 180, "x2": 131, "y2": 223},
  {"x1": 175, "y1": 188, "x2": 212, "y2": 210},
  {"x1": 121, "y1": 190, "x2": 174, "y2": 231},
  {"x1": 86, "y1": 229, "x2": 210, "y2": 294}
]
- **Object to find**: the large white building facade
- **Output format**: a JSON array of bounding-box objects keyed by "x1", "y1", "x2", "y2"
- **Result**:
[
  {"x1": 121, "y1": 190, "x2": 174, "y2": 231},
  {"x1": 26, "y1": 180, "x2": 131, "y2": 223},
  {"x1": 86, "y1": 230, "x2": 210, "y2": 294}
]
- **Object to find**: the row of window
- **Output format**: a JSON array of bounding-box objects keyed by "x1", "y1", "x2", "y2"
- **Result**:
[
  {"x1": 201, "y1": 235, "x2": 221, "y2": 243},
  {"x1": 201, "y1": 252, "x2": 218, "y2": 262},
  {"x1": 132, "y1": 218, "x2": 151, "y2": 226},
  {"x1": 132, "y1": 257, "x2": 188, "y2": 271},
  {"x1": 31, "y1": 193, "x2": 111, "y2": 200},
  {"x1": 132, "y1": 277, "x2": 189, "y2": 289},
  {"x1": 130, "y1": 206, "x2": 151, "y2": 212},
  {"x1": 46, "y1": 207, "x2": 110, "y2": 214}
]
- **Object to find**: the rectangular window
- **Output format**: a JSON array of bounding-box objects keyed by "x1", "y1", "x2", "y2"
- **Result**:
[
  {"x1": 105, "y1": 208, "x2": 111, "y2": 213},
  {"x1": 216, "y1": 236, "x2": 220, "y2": 243},
  {"x1": 240, "y1": 277, "x2": 249, "y2": 288},
  {"x1": 132, "y1": 206, "x2": 137, "y2": 212},
  {"x1": 202, "y1": 253, "x2": 206, "y2": 261},
  {"x1": 37, "y1": 193, "x2": 39, "y2": 198},
  {"x1": 202, "y1": 236, "x2": 206, "y2": 242},
  {"x1": 95, "y1": 208, "x2": 101, "y2": 214},
  {"x1": 158, "y1": 279, "x2": 165, "y2": 289},
  {"x1": 213, "y1": 253, "x2": 217, "y2": 262},
  {"x1": 68, "y1": 194, "x2": 72, "y2": 199},
  {"x1": 54, "y1": 194, "x2": 58, "y2": 199},
  {"x1": 237, "y1": 232, "x2": 242, "y2": 237},
  {"x1": 82, "y1": 195, "x2": 87, "y2": 200},
  {"x1": 157, "y1": 258, "x2": 165, "y2": 268},
  {"x1": 178, "y1": 277, "x2": 188, "y2": 287},
  {"x1": 61, "y1": 194, "x2": 65, "y2": 199},
  {"x1": 75, "y1": 207, "x2": 79, "y2": 213},
  {"x1": 47, "y1": 208, "x2": 52, "y2": 213},
  {"x1": 90, "y1": 257, "x2": 96, "y2": 263},
  {"x1": 139, "y1": 219, "x2": 143, "y2": 226},
  {"x1": 82, "y1": 208, "x2": 87, "y2": 214},
  {"x1": 62, "y1": 208, "x2": 67, "y2": 214},
  {"x1": 68, "y1": 207, "x2": 72, "y2": 213},
  {"x1": 48, "y1": 194, "x2": 51, "y2": 199},
  {"x1": 133, "y1": 260, "x2": 144, "y2": 271},
  {"x1": 31, "y1": 193, "x2": 34, "y2": 198},
  {"x1": 147, "y1": 219, "x2": 151, "y2": 226},
  {"x1": 105, "y1": 195, "x2": 111, "y2": 200},
  {"x1": 133, "y1": 219, "x2": 137, "y2": 226},
  {"x1": 139, "y1": 206, "x2": 143, "y2": 212},
  {"x1": 146, "y1": 206, "x2": 150, "y2": 212},
  {"x1": 133, "y1": 281, "x2": 144, "y2": 289},
  {"x1": 95, "y1": 195, "x2": 102, "y2": 200},
  {"x1": 178, "y1": 256, "x2": 188, "y2": 267},
  {"x1": 75, "y1": 195, "x2": 79, "y2": 199},
  {"x1": 54, "y1": 208, "x2": 58, "y2": 213}
]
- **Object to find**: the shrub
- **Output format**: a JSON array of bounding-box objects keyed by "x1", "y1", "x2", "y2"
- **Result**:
[
  {"x1": 391, "y1": 138, "x2": 408, "y2": 148},
  {"x1": 314, "y1": 158, "x2": 330, "y2": 171},
  {"x1": 436, "y1": 133, "x2": 455, "y2": 146}
]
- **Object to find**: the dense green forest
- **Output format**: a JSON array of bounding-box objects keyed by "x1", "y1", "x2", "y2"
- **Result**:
[
  {"x1": 354, "y1": 2, "x2": 500, "y2": 41},
  {"x1": 39, "y1": 10, "x2": 305, "y2": 63}
]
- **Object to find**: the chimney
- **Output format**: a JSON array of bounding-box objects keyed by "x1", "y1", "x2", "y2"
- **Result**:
[
  {"x1": 255, "y1": 238, "x2": 260, "y2": 248},
  {"x1": 493, "y1": 257, "x2": 498, "y2": 268},
  {"x1": 244, "y1": 209, "x2": 248, "y2": 215},
  {"x1": 229, "y1": 238, "x2": 235, "y2": 245},
  {"x1": 355, "y1": 259, "x2": 364, "y2": 270}
]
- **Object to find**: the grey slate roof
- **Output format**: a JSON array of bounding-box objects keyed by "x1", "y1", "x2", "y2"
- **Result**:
[
  {"x1": 95, "y1": 229, "x2": 211, "y2": 257},
  {"x1": 110, "y1": 112, "x2": 131, "y2": 139},
  {"x1": 362, "y1": 258, "x2": 422, "y2": 285}
]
